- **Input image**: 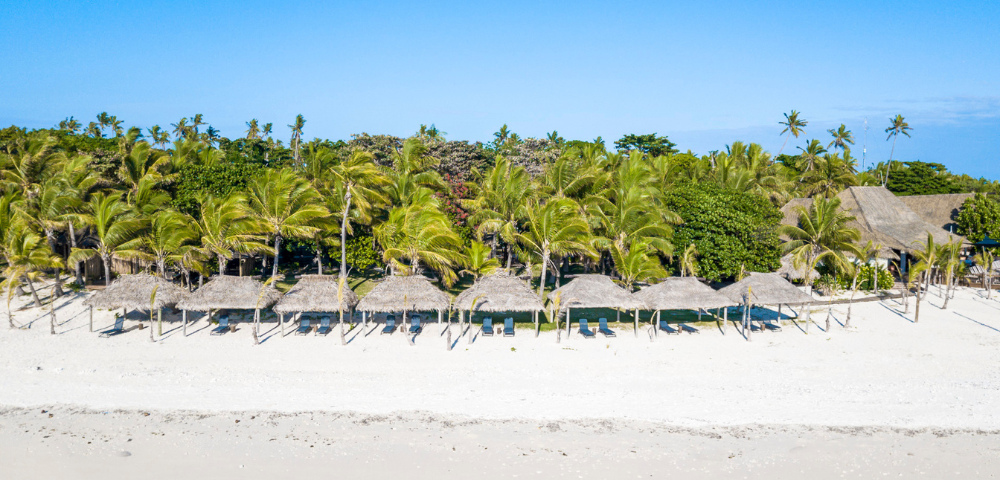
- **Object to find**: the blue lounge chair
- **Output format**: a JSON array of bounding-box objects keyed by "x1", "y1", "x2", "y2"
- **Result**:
[
  {"x1": 295, "y1": 317, "x2": 312, "y2": 335},
  {"x1": 578, "y1": 319, "x2": 596, "y2": 338},
  {"x1": 381, "y1": 315, "x2": 396, "y2": 335},
  {"x1": 503, "y1": 317, "x2": 514, "y2": 337},
  {"x1": 658, "y1": 320, "x2": 679, "y2": 335},
  {"x1": 99, "y1": 315, "x2": 125, "y2": 337},
  {"x1": 598, "y1": 318, "x2": 616, "y2": 337},
  {"x1": 680, "y1": 323, "x2": 700, "y2": 334},
  {"x1": 481, "y1": 317, "x2": 493, "y2": 337},
  {"x1": 317, "y1": 316, "x2": 332, "y2": 335},
  {"x1": 211, "y1": 314, "x2": 231, "y2": 335},
  {"x1": 409, "y1": 314, "x2": 422, "y2": 334}
]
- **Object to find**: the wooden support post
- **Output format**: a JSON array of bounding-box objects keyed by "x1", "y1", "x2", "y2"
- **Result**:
[
  {"x1": 534, "y1": 310, "x2": 538, "y2": 337},
  {"x1": 777, "y1": 304, "x2": 782, "y2": 321},
  {"x1": 157, "y1": 308, "x2": 162, "y2": 336},
  {"x1": 634, "y1": 310, "x2": 638, "y2": 338},
  {"x1": 89, "y1": 306, "x2": 93, "y2": 333},
  {"x1": 655, "y1": 310, "x2": 660, "y2": 338},
  {"x1": 183, "y1": 310, "x2": 187, "y2": 337},
  {"x1": 723, "y1": 307, "x2": 728, "y2": 332},
  {"x1": 565, "y1": 307, "x2": 571, "y2": 339}
]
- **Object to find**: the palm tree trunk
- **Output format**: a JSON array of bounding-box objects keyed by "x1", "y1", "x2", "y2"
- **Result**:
[
  {"x1": 315, "y1": 243, "x2": 323, "y2": 275},
  {"x1": 102, "y1": 254, "x2": 112, "y2": 286},
  {"x1": 218, "y1": 255, "x2": 226, "y2": 275},
  {"x1": 271, "y1": 235, "x2": 282, "y2": 279},
  {"x1": 942, "y1": 272, "x2": 952, "y2": 309},
  {"x1": 776, "y1": 133, "x2": 791, "y2": 159},
  {"x1": 68, "y1": 222, "x2": 83, "y2": 286},
  {"x1": 846, "y1": 276, "x2": 858, "y2": 328},
  {"x1": 537, "y1": 248, "x2": 550, "y2": 298},
  {"x1": 884, "y1": 138, "x2": 898, "y2": 186},
  {"x1": 914, "y1": 270, "x2": 927, "y2": 323},
  {"x1": 341, "y1": 191, "x2": 352, "y2": 279},
  {"x1": 506, "y1": 244, "x2": 513, "y2": 270}
]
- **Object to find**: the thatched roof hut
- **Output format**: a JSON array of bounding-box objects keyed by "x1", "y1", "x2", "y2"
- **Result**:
[
  {"x1": 780, "y1": 187, "x2": 963, "y2": 255},
  {"x1": 547, "y1": 274, "x2": 645, "y2": 311},
  {"x1": 176, "y1": 275, "x2": 282, "y2": 312},
  {"x1": 633, "y1": 277, "x2": 735, "y2": 310},
  {"x1": 355, "y1": 275, "x2": 450, "y2": 313},
  {"x1": 776, "y1": 254, "x2": 820, "y2": 282},
  {"x1": 272, "y1": 275, "x2": 359, "y2": 315},
  {"x1": 899, "y1": 193, "x2": 972, "y2": 234},
  {"x1": 718, "y1": 272, "x2": 815, "y2": 305},
  {"x1": 453, "y1": 272, "x2": 544, "y2": 312},
  {"x1": 84, "y1": 273, "x2": 188, "y2": 311}
]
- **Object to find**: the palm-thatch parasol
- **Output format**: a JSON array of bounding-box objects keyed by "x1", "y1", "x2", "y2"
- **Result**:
[
  {"x1": 775, "y1": 254, "x2": 820, "y2": 282},
  {"x1": 83, "y1": 273, "x2": 189, "y2": 333},
  {"x1": 273, "y1": 275, "x2": 359, "y2": 315},
  {"x1": 718, "y1": 272, "x2": 814, "y2": 339},
  {"x1": 453, "y1": 272, "x2": 545, "y2": 333},
  {"x1": 547, "y1": 274, "x2": 645, "y2": 337},
  {"x1": 176, "y1": 275, "x2": 282, "y2": 338},
  {"x1": 356, "y1": 275, "x2": 451, "y2": 334},
  {"x1": 633, "y1": 277, "x2": 737, "y2": 338}
]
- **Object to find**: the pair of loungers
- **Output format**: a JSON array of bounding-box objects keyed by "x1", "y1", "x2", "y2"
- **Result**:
[
  {"x1": 578, "y1": 318, "x2": 616, "y2": 338},
  {"x1": 658, "y1": 320, "x2": 700, "y2": 335},
  {"x1": 380, "y1": 315, "x2": 423, "y2": 335},
  {"x1": 480, "y1": 317, "x2": 515, "y2": 337},
  {"x1": 295, "y1": 316, "x2": 335, "y2": 335}
]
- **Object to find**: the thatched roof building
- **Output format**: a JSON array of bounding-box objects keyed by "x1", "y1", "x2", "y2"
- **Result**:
[
  {"x1": 898, "y1": 192, "x2": 973, "y2": 234},
  {"x1": 176, "y1": 275, "x2": 282, "y2": 312},
  {"x1": 718, "y1": 272, "x2": 815, "y2": 305},
  {"x1": 547, "y1": 274, "x2": 645, "y2": 311},
  {"x1": 84, "y1": 273, "x2": 188, "y2": 311},
  {"x1": 776, "y1": 254, "x2": 821, "y2": 281},
  {"x1": 453, "y1": 272, "x2": 544, "y2": 312},
  {"x1": 355, "y1": 275, "x2": 450, "y2": 313},
  {"x1": 633, "y1": 277, "x2": 735, "y2": 310},
  {"x1": 272, "y1": 275, "x2": 359, "y2": 315},
  {"x1": 781, "y1": 187, "x2": 964, "y2": 256}
]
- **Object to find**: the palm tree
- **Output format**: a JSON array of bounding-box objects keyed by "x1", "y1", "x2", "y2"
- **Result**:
[
  {"x1": 845, "y1": 241, "x2": 882, "y2": 328},
  {"x1": 59, "y1": 117, "x2": 82, "y2": 133},
  {"x1": 197, "y1": 195, "x2": 269, "y2": 275},
  {"x1": 777, "y1": 110, "x2": 807, "y2": 158},
  {"x1": 171, "y1": 117, "x2": 190, "y2": 139},
  {"x1": 384, "y1": 138, "x2": 444, "y2": 206},
  {"x1": 460, "y1": 241, "x2": 501, "y2": 279},
  {"x1": 464, "y1": 156, "x2": 531, "y2": 268},
  {"x1": 514, "y1": 197, "x2": 594, "y2": 296},
  {"x1": 2, "y1": 225, "x2": 63, "y2": 309},
  {"x1": 84, "y1": 122, "x2": 102, "y2": 138},
  {"x1": 147, "y1": 125, "x2": 170, "y2": 149},
  {"x1": 375, "y1": 199, "x2": 464, "y2": 286},
  {"x1": 780, "y1": 196, "x2": 861, "y2": 288},
  {"x1": 678, "y1": 243, "x2": 698, "y2": 277},
  {"x1": 118, "y1": 210, "x2": 198, "y2": 277},
  {"x1": 973, "y1": 249, "x2": 994, "y2": 299},
  {"x1": 288, "y1": 114, "x2": 306, "y2": 167},
  {"x1": 910, "y1": 232, "x2": 939, "y2": 323},
  {"x1": 68, "y1": 193, "x2": 146, "y2": 286},
  {"x1": 117, "y1": 142, "x2": 170, "y2": 203},
  {"x1": 96, "y1": 112, "x2": 113, "y2": 136},
  {"x1": 610, "y1": 239, "x2": 666, "y2": 291},
  {"x1": 14, "y1": 176, "x2": 77, "y2": 296},
  {"x1": 246, "y1": 169, "x2": 328, "y2": 278},
  {"x1": 190, "y1": 114, "x2": 205, "y2": 136},
  {"x1": 884, "y1": 115, "x2": 912, "y2": 186},
  {"x1": 802, "y1": 153, "x2": 858, "y2": 198},
  {"x1": 827, "y1": 124, "x2": 854, "y2": 153},
  {"x1": 57, "y1": 155, "x2": 99, "y2": 286},
  {"x1": 328, "y1": 150, "x2": 387, "y2": 278},
  {"x1": 795, "y1": 139, "x2": 827, "y2": 172},
  {"x1": 246, "y1": 119, "x2": 261, "y2": 140},
  {"x1": 939, "y1": 240, "x2": 962, "y2": 309},
  {"x1": 0, "y1": 134, "x2": 60, "y2": 198}
]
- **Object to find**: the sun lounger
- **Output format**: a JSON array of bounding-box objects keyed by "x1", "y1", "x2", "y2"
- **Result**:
[
  {"x1": 658, "y1": 320, "x2": 679, "y2": 335},
  {"x1": 409, "y1": 314, "x2": 422, "y2": 334},
  {"x1": 294, "y1": 317, "x2": 312, "y2": 335},
  {"x1": 381, "y1": 315, "x2": 396, "y2": 335},
  {"x1": 578, "y1": 319, "x2": 596, "y2": 338},
  {"x1": 503, "y1": 317, "x2": 514, "y2": 337},
  {"x1": 680, "y1": 323, "x2": 699, "y2": 334},
  {"x1": 598, "y1": 318, "x2": 616, "y2": 337},
  {"x1": 99, "y1": 315, "x2": 125, "y2": 337},
  {"x1": 748, "y1": 322, "x2": 763, "y2": 332},
  {"x1": 317, "y1": 316, "x2": 332, "y2": 335},
  {"x1": 481, "y1": 317, "x2": 493, "y2": 337},
  {"x1": 211, "y1": 314, "x2": 231, "y2": 335},
  {"x1": 762, "y1": 321, "x2": 782, "y2": 332}
]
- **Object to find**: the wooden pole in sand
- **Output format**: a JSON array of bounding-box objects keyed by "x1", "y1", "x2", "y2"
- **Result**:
[
  {"x1": 89, "y1": 306, "x2": 93, "y2": 333},
  {"x1": 634, "y1": 310, "x2": 638, "y2": 337},
  {"x1": 565, "y1": 307, "x2": 571, "y2": 340},
  {"x1": 183, "y1": 310, "x2": 187, "y2": 336},
  {"x1": 534, "y1": 310, "x2": 539, "y2": 337},
  {"x1": 279, "y1": 313, "x2": 284, "y2": 337},
  {"x1": 157, "y1": 308, "x2": 162, "y2": 336}
]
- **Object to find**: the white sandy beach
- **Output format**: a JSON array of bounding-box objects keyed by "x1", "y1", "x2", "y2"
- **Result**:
[{"x1": 2, "y1": 285, "x2": 999, "y2": 478}]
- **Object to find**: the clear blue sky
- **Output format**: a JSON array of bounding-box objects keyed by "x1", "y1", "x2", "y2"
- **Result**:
[{"x1": 2, "y1": 1, "x2": 998, "y2": 178}]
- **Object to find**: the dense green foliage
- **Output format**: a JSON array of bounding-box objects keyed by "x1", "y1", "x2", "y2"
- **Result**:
[
  {"x1": 886, "y1": 161, "x2": 964, "y2": 196},
  {"x1": 614, "y1": 133, "x2": 678, "y2": 157},
  {"x1": 956, "y1": 193, "x2": 1000, "y2": 243}
]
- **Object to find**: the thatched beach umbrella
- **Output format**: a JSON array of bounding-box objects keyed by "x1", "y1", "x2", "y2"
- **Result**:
[
  {"x1": 453, "y1": 272, "x2": 545, "y2": 337},
  {"x1": 718, "y1": 272, "x2": 814, "y2": 340},
  {"x1": 547, "y1": 274, "x2": 645, "y2": 339},
  {"x1": 776, "y1": 254, "x2": 821, "y2": 283},
  {"x1": 355, "y1": 275, "x2": 450, "y2": 345},
  {"x1": 176, "y1": 275, "x2": 282, "y2": 341},
  {"x1": 273, "y1": 275, "x2": 359, "y2": 339},
  {"x1": 634, "y1": 277, "x2": 736, "y2": 335},
  {"x1": 84, "y1": 273, "x2": 188, "y2": 335}
]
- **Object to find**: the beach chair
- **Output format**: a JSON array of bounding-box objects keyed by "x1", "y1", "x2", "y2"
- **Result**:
[
  {"x1": 317, "y1": 316, "x2": 332, "y2": 335},
  {"x1": 481, "y1": 317, "x2": 494, "y2": 337},
  {"x1": 211, "y1": 314, "x2": 231, "y2": 335},
  {"x1": 99, "y1": 315, "x2": 126, "y2": 337},
  {"x1": 762, "y1": 320, "x2": 782, "y2": 332},
  {"x1": 748, "y1": 321, "x2": 763, "y2": 332},
  {"x1": 503, "y1": 317, "x2": 515, "y2": 337},
  {"x1": 680, "y1": 323, "x2": 700, "y2": 334},
  {"x1": 381, "y1": 315, "x2": 396, "y2": 335},
  {"x1": 295, "y1": 317, "x2": 312, "y2": 335},
  {"x1": 598, "y1": 318, "x2": 616, "y2": 337},
  {"x1": 409, "y1": 314, "x2": 422, "y2": 334},
  {"x1": 578, "y1": 319, "x2": 596, "y2": 338},
  {"x1": 658, "y1": 320, "x2": 679, "y2": 335}
]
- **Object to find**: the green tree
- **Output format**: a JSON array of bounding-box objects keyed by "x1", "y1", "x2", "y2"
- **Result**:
[
  {"x1": 514, "y1": 197, "x2": 594, "y2": 296},
  {"x1": 777, "y1": 110, "x2": 807, "y2": 158},
  {"x1": 910, "y1": 232, "x2": 939, "y2": 323},
  {"x1": 464, "y1": 156, "x2": 531, "y2": 268},
  {"x1": 118, "y1": 210, "x2": 198, "y2": 277},
  {"x1": 329, "y1": 150, "x2": 388, "y2": 277},
  {"x1": 288, "y1": 114, "x2": 306, "y2": 167},
  {"x1": 460, "y1": 241, "x2": 501, "y2": 279},
  {"x1": 610, "y1": 239, "x2": 666, "y2": 290},
  {"x1": 884, "y1": 114, "x2": 912, "y2": 186},
  {"x1": 197, "y1": 195, "x2": 269, "y2": 274},
  {"x1": 246, "y1": 168, "x2": 328, "y2": 278},
  {"x1": 956, "y1": 193, "x2": 1000, "y2": 243},
  {"x1": 375, "y1": 199, "x2": 464, "y2": 286},
  {"x1": 613, "y1": 133, "x2": 678, "y2": 157},
  {"x1": 68, "y1": 193, "x2": 145, "y2": 286},
  {"x1": 780, "y1": 196, "x2": 861, "y2": 287},
  {"x1": 2, "y1": 225, "x2": 63, "y2": 309},
  {"x1": 59, "y1": 117, "x2": 82, "y2": 133}
]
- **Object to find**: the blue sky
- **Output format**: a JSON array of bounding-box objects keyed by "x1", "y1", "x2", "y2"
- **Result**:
[{"x1": 2, "y1": 1, "x2": 998, "y2": 178}]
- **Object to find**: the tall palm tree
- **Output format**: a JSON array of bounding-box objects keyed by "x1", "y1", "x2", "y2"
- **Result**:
[
  {"x1": 96, "y1": 112, "x2": 113, "y2": 136},
  {"x1": 795, "y1": 139, "x2": 827, "y2": 172},
  {"x1": 779, "y1": 196, "x2": 861, "y2": 288},
  {"x1": 910, "y1": 232, "x2": 939, "y2": 323},
  {"x1": 883, "y1": 115, "x2": 912, "y2": 186},
  {"x1": 802, "y1": 153, "x2": 858, "y2": 198},
  {"x1": 58, "y1": 117, "x2": 82, "y2": 133},
  {"x1": 14, "y1": 177, "x2": 77, "y2": 296},
  {"x1": 118, "y1": 210, "x2": 198, "y2": 277},
  {"x1": 514, "y1": 197, "x2": 594, "y2": 296},
  {"x1": 117, "y1": 142, "x2": 170, "y2": 203},
  {"x1": 464, "y1": 156, "x2": 531, "y2": 268},
  {"x1": 0, "y1": 134, "x2": 60, "y2": 198},
  {"x1": 68, "y1": 193, "x2": 145, "y2": 286},
  {"x1": 197, "y1": 195, "x2": 270, "y2": 275},
  {"x1": 171, "y1": 117, "x2": 190, "y2": 139},
  {"x1": 384, "y1": 138, "x2": 444, "y2": 206},
  {"x1": 939, "y1": 240, "x2": 962, "y2": 309},
  {"x1": 827, "y1": 124, "x2": 854, "y2": 153},
  {"x1": 973, "y1": 249, "x2": 994, "y2": 299},
  {"x1": 288, "y1": 114, "x2": 306, "y2": 167},
  {"x1": 328, "y1": 150, "x2": 387, "y2": 278},
  {"x1": 777, "y1": 110, "x2": 807, "y2": 158},
  {"x1": 147, "y1": 125, "x2": 170, "y2": 149},
  {"x1": 57, "y1": 155, "x2": 99, "y2": 286},
  {"x1": 190, "y1": 114, "x2": 205, "y2": 136},
  {"x1": 246, "y1": 169, "x2": 328, "y2": 278},
  {"x1": 246, "y1": 119, "x2": 261, "y2": 140},
  {"x1": 375, "y1": 198, "x2": 464, "y2": 286},
  {"x1": 610, "y1": 239, "x2": 666, "y2": 291},
  {"x1": 2, "y1": 225, "x2": 63, "y2": 309}
]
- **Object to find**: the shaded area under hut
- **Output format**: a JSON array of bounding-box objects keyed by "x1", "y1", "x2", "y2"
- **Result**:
[
  {"x1": 355, "y1": 275, "x2": 450, "y2": 342},
  {"x1": 633, "y1": 277, "x2": 737, "y2": 337},
  {"x1": 176, "y1": 275, "x2": 282, "y2": 338},
  {"x1": 453, "y1": 272, "x2": 545, "y2": 337},
  {"x1": 547, "y1": 274, "x2": 645, "y2": 338},
  {"x1": 718, "y1": 272, "x2": 815, "y2": 340},
  {"x1": 84, "y1": 273, "x2": 189, "y2": 334},
  {"x1": 272, "y1": 275, "x2": 359, "y2": 337}
]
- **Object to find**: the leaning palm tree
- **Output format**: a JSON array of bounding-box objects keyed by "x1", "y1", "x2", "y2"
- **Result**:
[
  {"x1": 197, "y1": 194, "x2": 270, "y2": 275},
  {"x1": 14, "y1": 176, "x2": 77, "y2": 296},
  {"x1": 678, "y1": 243, "x2": 698, "y2": 277},
  {"x1": 845, "y1": 241, "x2": 882, "y2": 328},
  {"x1": 779, "y1": 196, "x2": 861, "y2": 289},
  {"x1": 328, "y1": 149, "x2": 388, "y2": 278},
  {"x1": 246, "y1": 169, "x2": 328, "y2": 279},
  {"x1": 375, "y1": 196, "x2": 465, "y2": 286},
  {"x1": 795, "y1": 139, "x2": 827, "y2": 172},
  {"x1": 939, "y1": 240, "x2": 962, "y2": 309},
  {"x1": 514, "y1": 197, "x2": 594, "y2": 297},
  {"x1": 827, "y1": 124, "x2": 855, "y2": 153},
  {"x1": 973, "y1": 249, "x2": 994, "y2": 299},
  {"x1": 910, "y1": 232, "x2": 939, "y2": 323},
  {"x1": 0, "y1": 134, "x2": 60, "y2": 198},
  {"x1": 288, "y1": 114, "x2": 306, "y2": 167},
  {"x1": 883, "y1": 114, "x2": 912, "y2": 186},
  {"x1": 68, "y1": 193, "x2": 146, "y2": 286},
  {"x1": 777, "y1": 110, "x2": 808, "y2": 158},
  {"x1": 118, "y1": 210, "x2": 198, "y2": 278},
  {"x1": 464, "y1": 156, "x2": 532, "y2": 268},
  {"x1": 3, "y1": 225, "x2": 64, "y2": 309}
]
